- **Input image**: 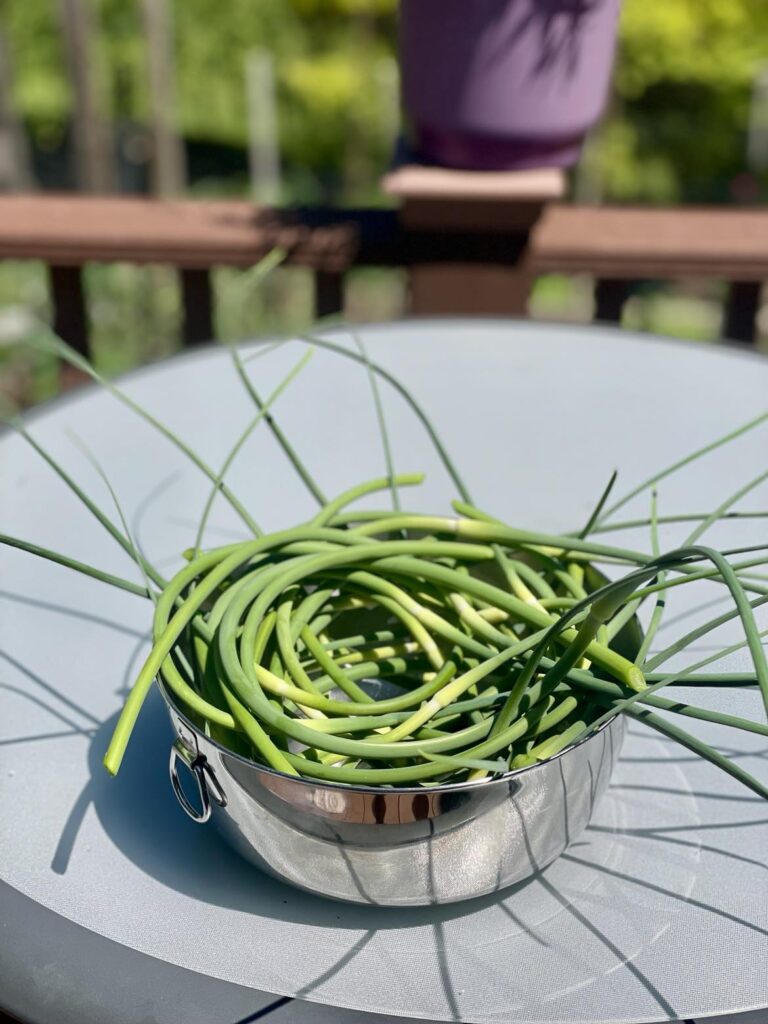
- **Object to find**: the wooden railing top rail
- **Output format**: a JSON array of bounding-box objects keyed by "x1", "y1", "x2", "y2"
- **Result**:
[
  {"x1": 532, "y1": 206, "x2": 768, "y2": 280},
  {"x1": 0, "y1": 195, "x2": 767, "y2": 281},
  {"x1": 0, "y1": 196, "x2": 361, "y2": 270}
]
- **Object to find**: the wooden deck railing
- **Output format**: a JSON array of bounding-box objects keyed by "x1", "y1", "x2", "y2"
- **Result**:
[{"x1": 0, "y1": 194, "x2": 765, "y2": 356}]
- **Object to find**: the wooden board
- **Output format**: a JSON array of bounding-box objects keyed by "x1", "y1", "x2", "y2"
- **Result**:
[{"x1": 0, "y1": 196, "x2": 766, "y2": 281}]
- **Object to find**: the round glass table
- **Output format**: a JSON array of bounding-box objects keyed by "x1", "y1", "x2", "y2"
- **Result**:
[{"x1": 1, "y1": 320, "x2": 766, "y2": 1024}]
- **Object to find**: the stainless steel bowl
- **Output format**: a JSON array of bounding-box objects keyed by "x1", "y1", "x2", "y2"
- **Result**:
[{"x1": 160, "y1": 683, "x2": 624, "y2": 906}]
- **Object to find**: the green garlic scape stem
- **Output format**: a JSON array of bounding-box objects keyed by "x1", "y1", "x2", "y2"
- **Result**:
[{"x1": 6, "y1": 331, "x2": 766, "y2": 797}]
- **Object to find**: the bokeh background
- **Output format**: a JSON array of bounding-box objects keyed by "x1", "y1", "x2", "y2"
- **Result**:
[{"x1": 1, "y1": 0, "x2": 767, "y2": 403}]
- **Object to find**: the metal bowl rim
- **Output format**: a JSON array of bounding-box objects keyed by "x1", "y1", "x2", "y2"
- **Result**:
[{"x1": 157, "y1": 677, "x2": 621, "y2": 798}]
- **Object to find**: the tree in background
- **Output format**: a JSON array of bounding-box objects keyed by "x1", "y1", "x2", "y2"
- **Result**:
[
  {"x1": 589, "y1": 0, "x2": 768, "y2": 202},
  {"x1": 5, "y1": 0, "x2": 767, "y2": 203}
]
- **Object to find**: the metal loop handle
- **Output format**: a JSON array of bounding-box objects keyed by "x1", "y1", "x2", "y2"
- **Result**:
[{"x1": 169, "y1": 739, "x2": 226, "y2": 824}]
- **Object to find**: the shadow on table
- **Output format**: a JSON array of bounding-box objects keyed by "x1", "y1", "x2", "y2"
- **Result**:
[
  {"x1": 0, "y1": 587, "x2": 755, "y2": 1024},
  {"x1": 50, "y1": 686, "x2": 546, "y2": 929},
  {"x1": 38, "y1": 677, "x2": 766, "y2": 1022}
]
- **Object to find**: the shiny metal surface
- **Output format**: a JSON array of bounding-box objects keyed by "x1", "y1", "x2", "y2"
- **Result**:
[
  {"x1": 5, "y1": 321, "x2": 767, "y2": 1022},
  {"x1": 169, "y1": 738, "x2": 228, "y2": 823},
  {"x1": 161, "y1": 683, "x2": 624, "y2": 906}
]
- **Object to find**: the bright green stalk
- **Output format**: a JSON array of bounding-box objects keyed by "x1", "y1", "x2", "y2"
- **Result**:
[
  {"x1": 622, "y1": 705, "x2": 768, "y2": 800},
  {"x1": 634, "y1": 489, "x2": 665, "y2": 664},
  {"x1": 594, "y1": 511, "x2": 768, "y2": 534},
  {"x1": 275, "y1": 596, "x2": 324, "y2": 697},
  {"x1": 646, "y1": 590, "x2": 768, "y2": 684},
  {"x1": 299, "y1": 333, "x2": 473, "y2": 502},
  {"x1": 65, "y1": 430, "x2": 160, "y2": 606},
  {"x1": 311, "y1": 474, "x2": 424, "y2": 528},
  {"x1": 363, "y1": 636, "x2": 543, "y2": 744},
  {"x1": 193, "y1": 346, "x2": 315, "y2": 554},
  {"x1": 600, "y1": 407, "x2": 768, "y2": 523},
  {"x1": 578, "y1": 469, "x2": 618, "y2": 538},
  {"x1": 563, "y1": 624, "x2": 768, "y2": 740},
  {"x1": 8, "y1": 418, "x2": 166, "y2": 589},
  {"x1": 299, "y1": 626, "x2": 374, "y2": 703},
  {"x1": 353, "y1": 332, "x2": 400, "y2": 511},
  {"x1": 230, "y1": 343, "x2": 327, "y2": 505},
  {"x1": 511, "y1": 712, "x2": 586, "y2": 768},
  {"x1": 8, "y1": 325, "x2": 768, "y2": 796},
  {"x1": 632, "y1": 555, "x2": 768, "y2": 600},
  {"x1": 684, "y1": 471, "x2": 768, "y2": 546},
  {"x1": 566, "y1": 675, "x2": 768, "y2": 737},
  {"x1": 373, "y1": 554, "x2": 645, "y2": 689},
  {"x1": 105, "y1": 525, "x2": 385, "y2": 772},
  {"x1": 220, "y1": 683, "x2": 298, "y2": 776},
  {"x1": 0, "y1": 534, "x2": 150, "y2": 597},
  {"x1": 27, "y1": 330, "x2": 261, "y2": 535},
  {"x1": 104, "y1": 544, "x2": 259, "y2": 773},
  {"x1": 278, "y1": 708, "x2": 539, "y2": 785}
]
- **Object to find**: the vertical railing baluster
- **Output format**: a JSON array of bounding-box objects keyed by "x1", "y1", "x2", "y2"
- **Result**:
[
  {"x1": 48, "y1": 264, "x2": 90, "y2": 389},
  {"x1": 314, "y1": 270, "x2": 344, "y2": 320},
  {"x1": 180, "y1": 268, "x2": 214, "y2": 346},
  {"x1": 594, "y1": 278, "x2": 632, "y2": 324},
  {"x1": 723, "y1": 281, "x2": 761, "y2": 344}
]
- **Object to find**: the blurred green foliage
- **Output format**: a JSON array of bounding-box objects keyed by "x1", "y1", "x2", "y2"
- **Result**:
[
  {"x1": 6, "y1": 0, "x2": 767, "y2": 203},
  {"x1": 592, "y1": 0, "x2": 768, "y2": 202},
  {"x1": 4, "y1": 0, "x2": 767, "y2": 409}
]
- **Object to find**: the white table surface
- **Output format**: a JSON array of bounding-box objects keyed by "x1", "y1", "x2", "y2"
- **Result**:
[{"x1": 1, "y1": 320, "x2": 766, "y2": 1024}]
